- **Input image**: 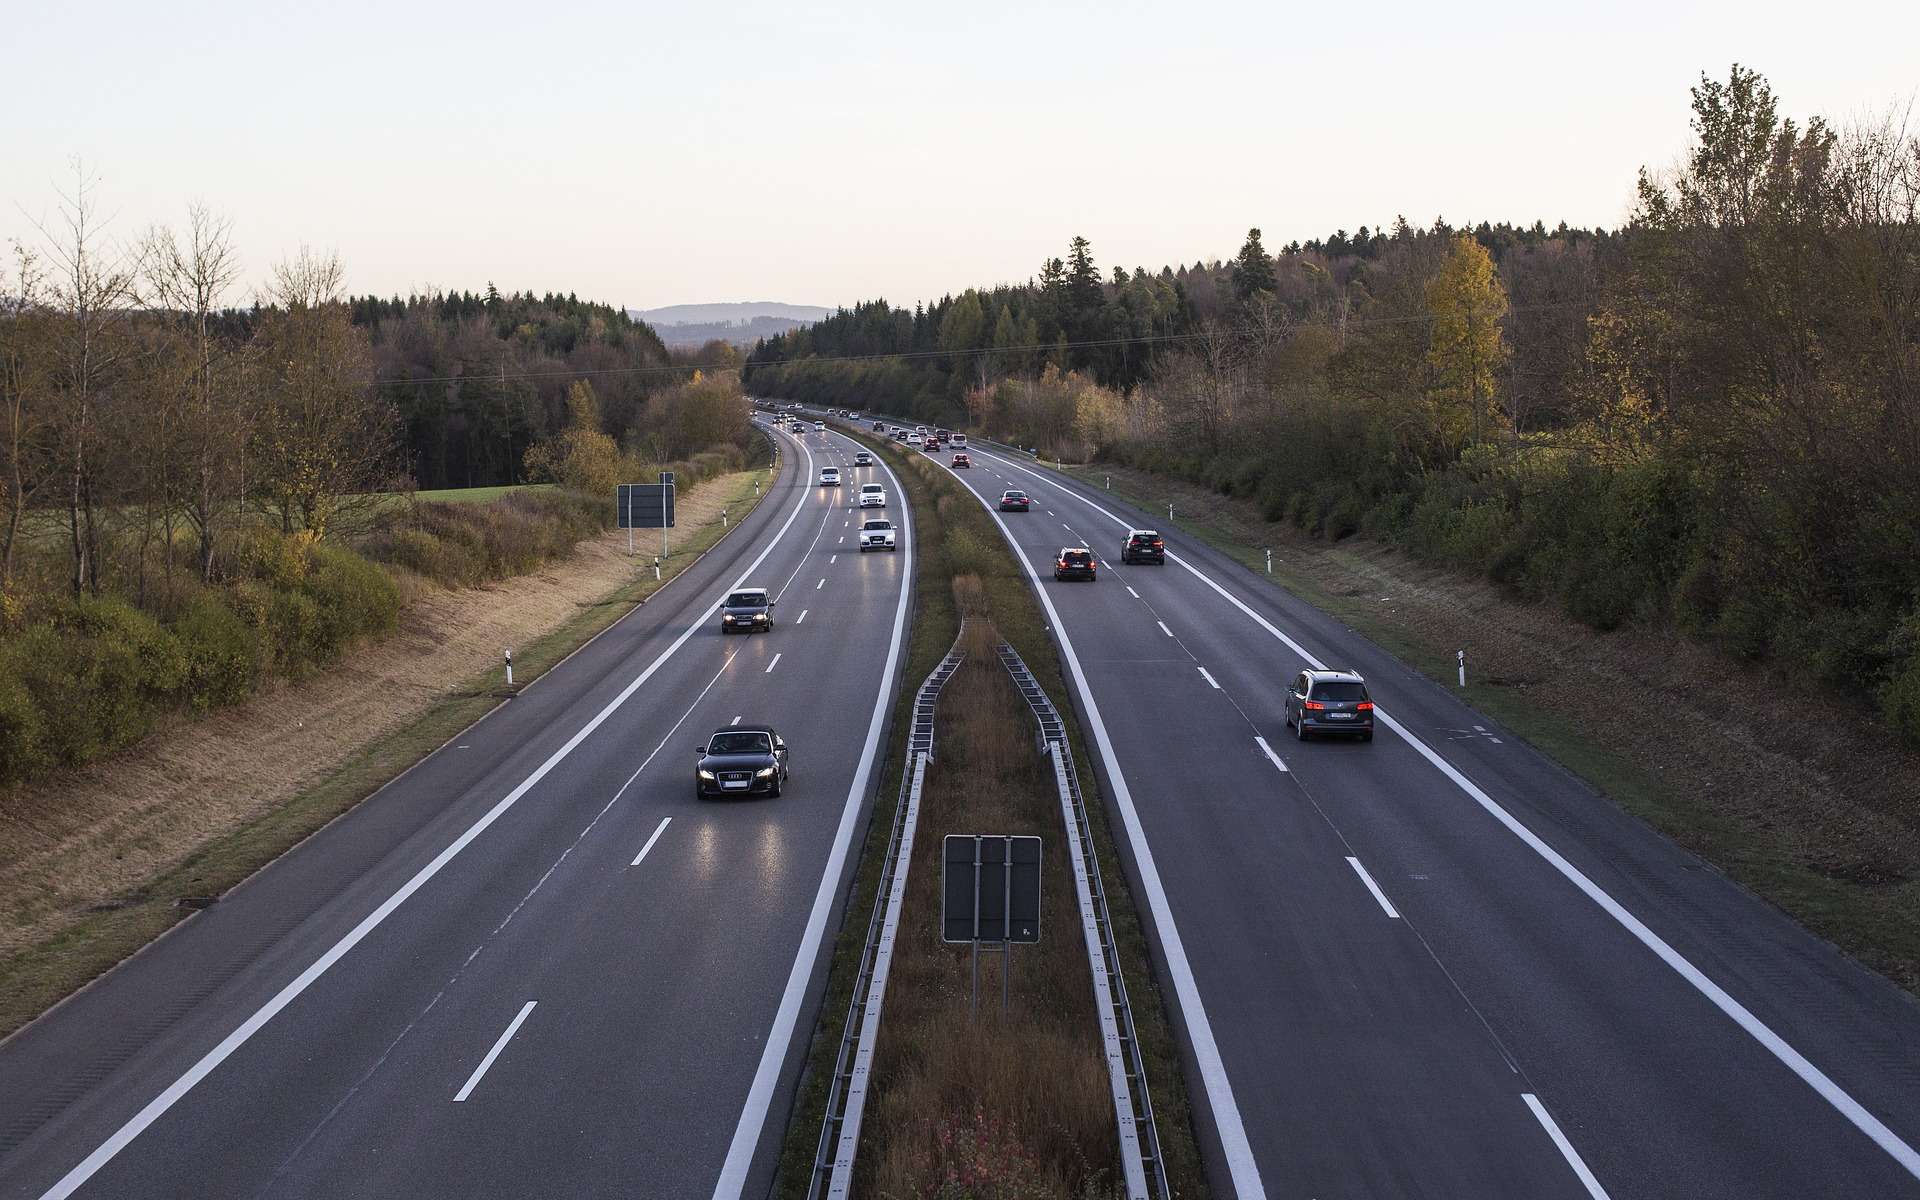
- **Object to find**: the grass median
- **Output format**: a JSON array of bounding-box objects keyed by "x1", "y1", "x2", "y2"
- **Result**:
[
  {"x1": 0, "y1": 463, "x2": 775, "y2": 1038},
  {"x1": 772, "y1": 429, "x2": 1207, "y2": 1197}
]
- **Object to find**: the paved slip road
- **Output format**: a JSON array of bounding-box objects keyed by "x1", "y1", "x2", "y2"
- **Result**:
[
  {"x1": 838, "y1": 412, "x2": 1920, "y2": 1200},
  {"x1": 0, "y1": 420, "x2": 910, "y2": 1200}
]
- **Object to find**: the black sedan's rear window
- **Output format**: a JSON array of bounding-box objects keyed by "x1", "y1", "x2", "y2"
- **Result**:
[
  {"x1": 1310, "y1": 681, "x2": 1369, "y2": 702},
  {"x1": 1062, "y1": 550, "x2": 1092, "y2": 563}
]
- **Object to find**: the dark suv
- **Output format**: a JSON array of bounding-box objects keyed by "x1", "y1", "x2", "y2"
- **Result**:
[
  {"x1": 1284, "y1": 670, "x2": 1375, "y2": 741},
  {"x1": 695, "y1": 726, "x2": 789, "y2": 798},
  {"x1": 1121, "y1": 529, "x2": 1165, "y2": 564},
  {"x1": 1054, "y1": 547, "x2": 1097, "y2": 581}
]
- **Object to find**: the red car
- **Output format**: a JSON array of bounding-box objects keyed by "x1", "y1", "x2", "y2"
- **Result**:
[
  {"x1": 998, "y1": 490, "x2": 1029, "y2": 511},
  {"x1": 951, "y1": 452, "x2": 971, "y2": 468},
  {"x1": 923, "y1": 436, "x2": 939, "y2": 450}
]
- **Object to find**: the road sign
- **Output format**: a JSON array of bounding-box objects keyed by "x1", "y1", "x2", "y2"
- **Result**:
[
  {"x1": 942, "y1": 834, "x2": 1041, "y2": 944},
  {"x1": 617, "y1": 483, "x2": 675, "y2": 530}
]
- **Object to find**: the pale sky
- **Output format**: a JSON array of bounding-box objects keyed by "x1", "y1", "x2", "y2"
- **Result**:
[{"x1": 8, "y1": 0, "x2": 1916, "y2": 312}]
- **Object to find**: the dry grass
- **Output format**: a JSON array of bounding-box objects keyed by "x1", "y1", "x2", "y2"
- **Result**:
[
  {"x1": 0, "y1": 468, "x2": 768, "y2": 1033},
  {"x1": 861, "y1": 619, "x2": 1120, "y2": 1199},
  {"x1": 1073, "y1": 460, "x2": 1920, "y2": 995}
]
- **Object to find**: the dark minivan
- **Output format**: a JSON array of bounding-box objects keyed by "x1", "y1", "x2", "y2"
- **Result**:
[{"x1": 1284, "y1": 669, "x2": 1375, "y2": 741}]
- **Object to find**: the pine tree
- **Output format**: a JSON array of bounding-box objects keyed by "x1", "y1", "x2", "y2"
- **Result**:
[{"x1": 1230, "y1": 228, "x2": 1276, "y2": 303}]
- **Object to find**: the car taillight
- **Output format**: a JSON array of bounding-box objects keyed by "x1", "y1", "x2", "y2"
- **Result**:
[
  {"x1": 1303, "y1": 700, "x2": 1326, "y2": 711},
  {"x1": 1058, "y1": 559, "x2": 1067, "y2": 568},
  {"x1": 1357, "y1": 702, "x2": 1374, "y2": 711}
]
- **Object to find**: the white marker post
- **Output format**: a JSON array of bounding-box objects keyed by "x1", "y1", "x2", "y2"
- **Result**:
[
  {"x1": 1265, "y1": 548, "x2": 1272, "y2": 575},
  {"x1": 1458, "y1": 649, "x2": 1467, "y2": 688},
  {"x1": 504, "y1": 648, "x2": 513, "y2": 687},
  {"x1": 1167, "y1": 502, "x2": 1174, "y2": 522}
]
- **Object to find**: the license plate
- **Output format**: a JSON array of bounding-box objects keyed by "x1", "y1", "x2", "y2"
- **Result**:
[
  {"x1": 722, "y1": 779, "x2": 749, "y2": 789},
  {"x1": 1329, "y1": 712, "x2": 1354, "y2": 720}
]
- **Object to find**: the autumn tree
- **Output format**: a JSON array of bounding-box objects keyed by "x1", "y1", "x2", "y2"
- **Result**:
[
  {"x1": 251, "y1": 248, "x2": 393, "y2": 539},
  {"x1": 1424, "y1": 233, "x2": 1510, "y2": 449},
  {"x1": 1, "y1": 242, "x2": 56, "y2": 591},
  {"x1": 523, "y1": 379, "x2": 622, "y2": 495}
]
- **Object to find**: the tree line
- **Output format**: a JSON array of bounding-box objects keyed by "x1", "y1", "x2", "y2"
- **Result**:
[{"x1": 746, "y1": 66, "x2": 1920, "y2": 744}]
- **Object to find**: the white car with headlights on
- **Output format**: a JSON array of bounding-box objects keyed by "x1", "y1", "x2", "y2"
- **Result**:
[
  {"x1": 858, "y1": 483, "x2": 886, "y2": 508},
  {"x1": 859, "y1": 518, "x2": 898, "y2": 552}
]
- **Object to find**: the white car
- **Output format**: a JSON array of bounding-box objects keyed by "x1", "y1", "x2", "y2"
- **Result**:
[
  {"x1": 814, "y1": 421, "x2": 826, "y2": 431},
  {"x1": 858, "y1": 483, "x2": 886, "y2": 508},
  {"x1": 819, "y1": 467, "x2": 840, "y2": 486},
  {"x1": 859, "y1": 518, "x2": 897, "y2": 552},
  {"x1": 854, "y1": 451, "x2": 872, "y2": 466},
  {"x1": 951, "y1": 433, "x2": 967, "y2": 447}
]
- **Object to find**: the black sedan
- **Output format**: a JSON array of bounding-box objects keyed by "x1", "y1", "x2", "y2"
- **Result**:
[
  {"x1": 1054, "y1": 547, "x2": 1097, "y2": 581},
  {"x1": 999, "y1": 490, "x2": 1030, "y2": 512},
  {"x1": 695, "y1": 725, "x2": 790, "y2": 798}
]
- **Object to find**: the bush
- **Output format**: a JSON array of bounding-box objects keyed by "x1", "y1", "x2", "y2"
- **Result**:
[
  {"x1": 1881, "y1": 645, "x2": 1920, "y2": 748},
  {"x1": 174, "y1": 595, "x2": 259, "y2": 711}
]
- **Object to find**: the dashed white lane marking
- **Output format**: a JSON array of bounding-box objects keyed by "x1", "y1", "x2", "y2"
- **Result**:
[
  {"x1": 829, "y1": 555, "x2": 837, "y2": 564},
  {"x1": 1061, "y1": 522, "x2": 1071, "y2": 530},
  {"x1": 730, "y1": 715, "x2": 740, "y2": 725},
  {"x1": 837, "y1": 536, "x2": 843, "y2": 544},
  {"x1": 1198, "y1": 667, "x2": 1220, "y2": 689},
  {"x1": 1126, "y1": 586, "x2": 1140, "y2": 598},
  {"x1": 631, "y1": 817, "x2": 672, "y2": 867},
  {"x1": 797, "y1": 609, "x2": 808, "y2": 625},
  {"x1": 453, "y1": 1001, "x2": 537, "y2": 1102},
  {"x1": 815, "y1": 578, "x2": 825, "y2": 590},
  {"x1": 765, "y1": 653, "x2": 782, "y2": 674},
  {"x1": 1345, "y1": 856, "x2": 1401, "y2": 919},
  {"x1": 1254, "y1": 735, "x2": 1290, "y2": 774},
  {"x1": 1523, "y1": 1094, "x2": 1613, "y2": 1198},
  {"x1": 1157, "y1": 620, "x2": 1173, "y2": 638}
]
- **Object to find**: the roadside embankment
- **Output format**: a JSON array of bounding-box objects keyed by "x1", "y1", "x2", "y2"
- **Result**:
[{"x1": 0, "y1": 463, "x2": 772, "y2": 1037}]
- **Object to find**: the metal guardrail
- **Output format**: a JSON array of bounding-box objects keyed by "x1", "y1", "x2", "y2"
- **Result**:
[
  {"x1": 808, "y1": 620, "x2": 970, "y2": 1199},
  {"x1": 997, "y1": 639, "x2": 1169, "y2": 1200}
]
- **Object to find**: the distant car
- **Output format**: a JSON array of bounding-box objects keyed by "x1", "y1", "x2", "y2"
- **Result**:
[
  {"x1": 999, "y1": 490, "x2": 1029, "y2": 512},
  {"x1": 922, "y1": 436, "x2": 938, "y2": 450},
  {"x1": 935, "y1": 429, "x2": 950, "y2": 443},
  {"x1": 859, "y1": 517, "x2": 898, "y2": 552},
  {"x1": 951, "y1": 433, "x2": 967, "y2": 447},
  {"x1": 859, "y1": 483, "x2": 887, "y2": 507},
  {"x1": 814, "y1": 421, "x2": 825, "y2": 431},
  {"x1": 1120, "y1": 529, "x2": 1165, "y2": 564},
  {"x1": 718, "y1": 587, "x2": 775, "y2": 633},
  {"x1": 695, "y1": 725, "x2": 789, "y2": 798},
  {"x1": 872, "y1": 420, "x2": 886, "y2": 432},
  {"x1": 1054, "y1": 547, "x2": 1096, "y2": 581},
  {"x1": 951, "y1": 452, "x2": 971, "y2": 468},
  {"x1": 819, "y1": 467, "x2": 840, "y2": 486},
  {"x1": 854, "y1": 451, "x2": 872, "y2": 466},
  {"x1": 1284, "y1": 669, "x2": 1375, "y2": 742}
]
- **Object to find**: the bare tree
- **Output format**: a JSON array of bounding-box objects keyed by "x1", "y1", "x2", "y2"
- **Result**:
[
  {"x1": 144, "y1": 205, "x2": 243, "y2": 580},
  {"x1": 31, "y1": 163, "x2": 142, "y2": 596},
  {"x1": 251, "y1": 247, "x2": 393, "y2": 539},
  {"x1": 1, "y1": 241, "x2": 58, "y2": 590}
]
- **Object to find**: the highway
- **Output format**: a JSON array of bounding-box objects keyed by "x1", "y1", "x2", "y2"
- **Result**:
[
  {"x1": 859, "y1": 418, "x2": 1920, "y2": 1200},
  {"x1": 0, "y1": 419, "x2": 910, "y2": 1200}
]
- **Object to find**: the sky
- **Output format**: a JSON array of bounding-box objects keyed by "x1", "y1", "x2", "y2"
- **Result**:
[{"x1": 7, "y1": 0, "x2": 1917, "y2": 313}]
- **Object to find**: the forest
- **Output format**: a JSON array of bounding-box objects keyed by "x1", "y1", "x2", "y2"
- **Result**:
[{"x1": 747, "y1": 67, "x2": 1920, "y2": 743}]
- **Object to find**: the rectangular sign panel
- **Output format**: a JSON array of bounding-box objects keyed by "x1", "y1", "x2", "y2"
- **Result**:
[
  {"x1": 617, "y1": 483, "x2": 675, "y2": 529},
  {"x1": 941, "y1": 834, "x2": 1041, "y2": 944}
]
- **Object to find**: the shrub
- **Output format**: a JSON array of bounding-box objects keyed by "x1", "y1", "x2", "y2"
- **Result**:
[{"x1": 174, "y1": 595, "x2": 259, "y2": 711}]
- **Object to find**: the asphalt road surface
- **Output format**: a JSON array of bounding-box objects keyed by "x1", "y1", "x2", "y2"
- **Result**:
[
  {"x1": 852, "y1": 415, "x2": 1920, "y2": 1200},
  {"x1": 0, "y1": 419, "x2": 910, "y2": 1200}
]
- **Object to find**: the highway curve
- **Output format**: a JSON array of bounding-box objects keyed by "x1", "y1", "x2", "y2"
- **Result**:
[{"x1": 0, "y1": 419, "x2": 910, "y2": 1200}]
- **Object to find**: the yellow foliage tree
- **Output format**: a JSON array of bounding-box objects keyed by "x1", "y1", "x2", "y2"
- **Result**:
[
  {"x1": 1424, "y1": 234, "x2": 1510, "y2": 450},
  {"x1": 523, "y1": 380, "x2": 622, "y2": 496}
]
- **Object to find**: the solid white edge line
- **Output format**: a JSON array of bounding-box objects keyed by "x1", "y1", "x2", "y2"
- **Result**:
[
  {"x1": 35, "y1": 435, "x2": 823, "y2": 1200},
  {"x1": 977, "y1": 445, "x2": 1920, "y2": 1184},
  {"x1": 934, "y1": 453, "x2": 1268, "y2": 1198},
  {"x1": 765, "y1": 653, "x2": 782, "y2": 675},
  {"x1": 1126, "y1": 585, "x2": 1140, "y2": 598},
  {"x1": 1344, "y1": 856, "x2": 1401, "y2": 919},
  {"x1": 1197, "y1": 667, "x2": 1220, "y2": 689},
  {"x1": 631, "y1": 817, "x2": 672, "y2": 868},
  {"x1": 1253, "y1": 735, "x2": 1289, "y2": 774},
  {"x1": 710, "y1": 434, "x2": 916, "y2": 1199},
  {"x1": 452, "y1": 1000, "x2": 537, "y2": 1103},
  {"x1": 1523, "y1": 1093, "x2": 1613, "y2": 1199},
  {"x1": 1156, "y1": 620, "x2": 1173, "y2": 638}
]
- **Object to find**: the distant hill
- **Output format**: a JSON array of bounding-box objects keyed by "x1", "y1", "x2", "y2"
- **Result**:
[{"x1": 628, "y1": 302, "x2": 832, "y2": 347}]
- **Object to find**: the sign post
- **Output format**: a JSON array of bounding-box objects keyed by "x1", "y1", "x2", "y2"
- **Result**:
[
  {"x1": 942, "y1": 834, "x2": 1041, "y2": 1014},
  {"x1": 617, "y1": 481, "x2": 676, "y2": 560}
]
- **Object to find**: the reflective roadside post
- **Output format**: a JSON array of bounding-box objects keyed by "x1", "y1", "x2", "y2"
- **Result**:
[
  {"x1": 1265, "y1": 547, "x2": 1272, "y2": 574},
  {"x1": 1458, "y1": 649, "x2": 1467, "y2": 688},
  {"x1": 504, "y1": 648, "x2": 513, "y2": 687},
  {"x1": 1167, "y1": 502, "x2": 1174, "y2": 523}
]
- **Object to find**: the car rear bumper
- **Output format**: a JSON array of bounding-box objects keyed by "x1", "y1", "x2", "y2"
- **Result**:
[
  {"x1": 1054, "y1": 569, "x2": 1096, "y2": 580},
  {"x1": 1303, "y1": 718, "x2": 1373, "y2": 734}
]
